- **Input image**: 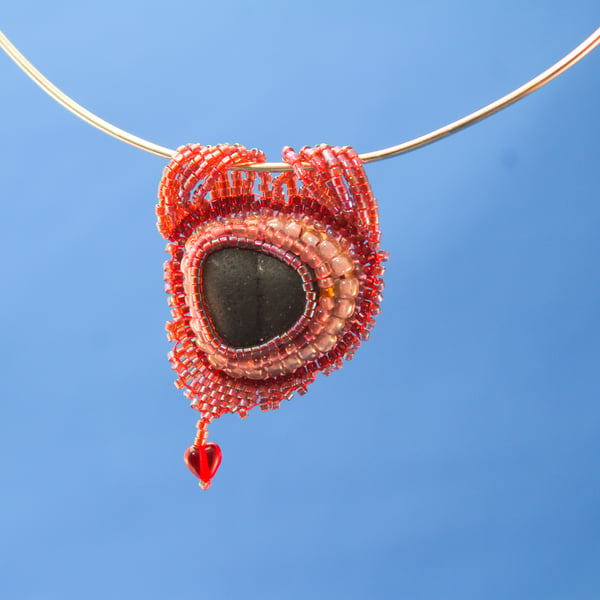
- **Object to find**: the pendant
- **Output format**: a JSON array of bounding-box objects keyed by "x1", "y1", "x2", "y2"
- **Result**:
[{"x1": 157, "y1": 143, "x2": 387, "y2": 488}]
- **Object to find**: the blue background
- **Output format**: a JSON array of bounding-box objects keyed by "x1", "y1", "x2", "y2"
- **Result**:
[{"x1": 1, "y1": 2, "x2": 599, "y2": 599}]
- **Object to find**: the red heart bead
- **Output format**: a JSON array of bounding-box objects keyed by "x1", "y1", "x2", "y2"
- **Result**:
[{"x1": 184, "y1": 443, "x2": 222, "y2": 489}]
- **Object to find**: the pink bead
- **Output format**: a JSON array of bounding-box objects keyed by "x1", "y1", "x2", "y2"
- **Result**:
[
  {"x1": 338, "y1": 277, "x2": 359, "y2": 298},
  {"x1": 301, "y1": 231, "x2": 320, "y2": 246},
  {"x1": 232, "y1": 222, "x2": 247, "y2": 236},
  {"x1": 283, "y1": 221, "x2": 302, "y2": 238},
  {"x1": 314, "y1": 307, "x2": 332, "y2": 324},
  {"x1": 283, "y1": 354, "x2": 303, "y2": 370},
  {"x1": 265, "y1": 361, "x2": 286, "y2": 377},
  {"x1": 277, "y1": 233, "x2": 293, "y2": 251},
  {"x1": 315, "y1": 263, "x2": 332, "y2": 279},
  {"x1": 318, "y1": 277, "x2": 335, "y2": 289},
  {"x1": 290, "y1": 240, "x2": 304, "y2": 255},
  {"x1": 308, "y1": 320, "x2": 325, "y2": 335},
  {"x1": 300, "y1": 246, "x2": 319, "y2": 264},
  {"x1": 334, "y1": 299, "x2": 355, "y2": 319},
  {"x1": 330, "y1": 254, "x2": 354, "y2": 277},
  {"x1": 319, "y1": 296, "x2": 335, "y2": 311},
  {"x1": 314, "y1": 333, "x2": 337, "y2": 353},
  {"x1": 298, "y1": 344, "x2": 318, "y2": 360},
  {"x1": 246, "y1": 368, "x2": 267, "y2": 380},
  {"x1": 325, "y1": 317, "x2": 345, "y2": 335},
  {"x1": 316, "y1": 239, "x2": 339, "y2": 260}
]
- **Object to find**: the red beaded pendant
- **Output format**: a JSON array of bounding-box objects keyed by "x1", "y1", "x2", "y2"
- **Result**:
[{"x1": 157, "y1": 143, "x2": 387, "y2": 488}]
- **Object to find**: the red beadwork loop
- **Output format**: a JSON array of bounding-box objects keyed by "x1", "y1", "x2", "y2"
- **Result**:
[{"x1": 157, "y1": 143, "x2": 387, "y2": 487}]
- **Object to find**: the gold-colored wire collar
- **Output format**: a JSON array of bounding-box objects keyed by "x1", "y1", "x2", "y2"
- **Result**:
[{"x1": 1, "y1": 28, "x2": 599, "y2": 172}]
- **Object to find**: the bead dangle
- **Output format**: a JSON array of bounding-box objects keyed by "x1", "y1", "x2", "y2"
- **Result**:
[{"x1": 157, "y1": 143, "x2": 387, "y2": 489}]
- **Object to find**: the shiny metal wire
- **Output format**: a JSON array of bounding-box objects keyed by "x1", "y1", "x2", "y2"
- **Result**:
[{"x1": 1, "y1": 27, "x2": 599, "y2": 172}]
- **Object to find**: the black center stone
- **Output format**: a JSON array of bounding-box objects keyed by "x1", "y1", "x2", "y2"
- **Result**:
[{"x1": 200, "y1": 247, "x2": 310, "y2": 348}]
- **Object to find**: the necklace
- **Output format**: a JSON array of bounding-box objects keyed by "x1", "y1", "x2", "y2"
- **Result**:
[{"x1": 2, "y1": 28, "x2": 599, "y2": 489}]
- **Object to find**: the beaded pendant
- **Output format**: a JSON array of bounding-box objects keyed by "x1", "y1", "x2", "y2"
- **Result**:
[{"x1": 157, "y1": 143, "x2": 387, "y2": 488}]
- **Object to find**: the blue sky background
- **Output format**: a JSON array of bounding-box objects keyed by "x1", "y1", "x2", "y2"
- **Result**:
[{"x1": 1, "y1": 2, "x2": 600, "y2": 599}]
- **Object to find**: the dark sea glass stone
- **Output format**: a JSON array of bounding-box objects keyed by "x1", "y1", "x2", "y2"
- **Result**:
[{"x1": 200, "y1": 247, "x2": 311, "y2": 348}]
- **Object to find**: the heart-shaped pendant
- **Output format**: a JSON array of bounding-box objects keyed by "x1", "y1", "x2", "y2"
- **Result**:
[{"x1": 184, "y1": 443, "x2": 223, "y2": 489}]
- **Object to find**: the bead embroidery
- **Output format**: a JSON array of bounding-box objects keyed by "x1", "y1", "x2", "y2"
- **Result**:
[{"x1": 157, "y1": 143, "x2": 387, "y2": 488}]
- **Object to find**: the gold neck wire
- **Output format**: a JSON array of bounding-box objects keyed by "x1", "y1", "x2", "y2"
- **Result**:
[{"x1": 1, "y1": 27, "x2": 599, "y2": 172}]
